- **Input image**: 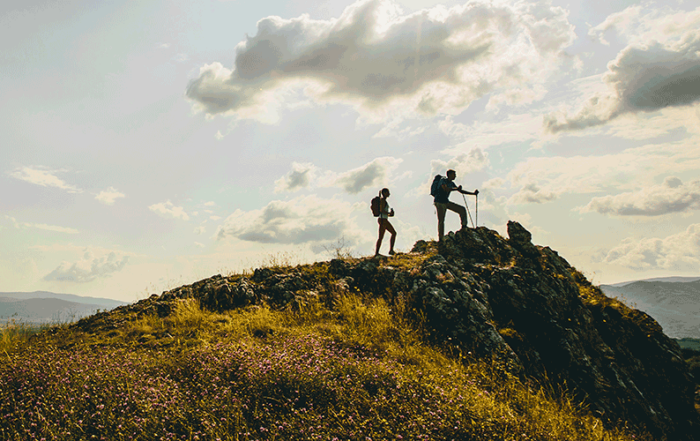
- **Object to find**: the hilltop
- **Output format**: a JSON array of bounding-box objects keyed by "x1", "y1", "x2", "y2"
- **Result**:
[{"x1": 2, "y1": 222, "x2": 698, "y2": 440}]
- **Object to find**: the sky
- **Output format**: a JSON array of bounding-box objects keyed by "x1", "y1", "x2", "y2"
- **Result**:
[{"x1": 2, "y1": 0, "x2": 700, "y2": 302}]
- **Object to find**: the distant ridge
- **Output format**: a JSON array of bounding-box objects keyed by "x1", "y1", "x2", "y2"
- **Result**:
[
  {"x1": 0, "y1": 291, "x2": 126, "y2": 309},
  {"x1": 0, "y1": 291, "x2": 127, "y2": 324},
  {"x1": 607, "y1": 276, "x2": 700, "y2": 287},
  {"x1": 600, "y1": 279, "x2": 700, "y2": 339}
]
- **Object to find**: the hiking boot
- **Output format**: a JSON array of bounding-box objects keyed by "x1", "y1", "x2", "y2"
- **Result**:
[{"x1": 388, "y1": 250, "x2": 396, "y2": 255}]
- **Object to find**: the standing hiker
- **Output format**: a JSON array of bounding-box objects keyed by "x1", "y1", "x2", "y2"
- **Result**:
[
  {"x1": 432, "y1": 169, "x2": 478, "y2": 241},
  {"x1": 373, "y1": 188, "x2": 396, "y2": 256}
]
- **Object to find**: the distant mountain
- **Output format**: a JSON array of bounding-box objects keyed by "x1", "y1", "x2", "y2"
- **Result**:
[
  {"x1": 600, "y1": 279, "x2": 700, "y2": 339},
  {"x1": 0, "y1": 291, "x2": 127, "y2": 324},
  {"x1": 607, "y1": 276, "x2": 700, "y2": 287}
]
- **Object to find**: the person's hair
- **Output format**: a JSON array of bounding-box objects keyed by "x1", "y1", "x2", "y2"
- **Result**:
[
  {"x1": 446, "y1": 169, "x2": 456, "y2": 176},
  {"x1": 380, "y1": 188, "x2": 390, "y2": 197}
]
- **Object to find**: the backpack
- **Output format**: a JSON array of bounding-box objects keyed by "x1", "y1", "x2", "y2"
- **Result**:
[
  {"x1": 430, "y1": 174, "x2": 444, "y2": 197},
  {"x1": 370, "y1": 196, "x2": 381, "y2": 217}
]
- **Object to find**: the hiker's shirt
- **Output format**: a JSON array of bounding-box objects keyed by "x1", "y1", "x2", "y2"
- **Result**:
[
  {"x1": 380, "y1": 199, "x2": 391, "y2": 219},
  {"x1": 434, "y1": 179, "x2": 456, "y2": 204}
]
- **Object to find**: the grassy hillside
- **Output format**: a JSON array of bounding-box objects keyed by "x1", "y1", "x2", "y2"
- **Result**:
[{"x1": 0, "y1": 255, "x2": 650, "y2": 441}]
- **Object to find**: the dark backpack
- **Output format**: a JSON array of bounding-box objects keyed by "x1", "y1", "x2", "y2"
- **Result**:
[
  {"x1": 370, "y1": 196, "x2": 381, "y2": 217},
  {"x1": 430, "y1": 174, "x2": 444, "y2": 197}
]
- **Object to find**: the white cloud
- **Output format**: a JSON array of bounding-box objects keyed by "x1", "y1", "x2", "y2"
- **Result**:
[
  {"x1": 186, "y1": 0, "x2": 575, "y2": 123},
  {"x1": 27, "y1": 223, "x2": 80, "y2": 234},
  {"x1": 482, "y1": 177, "x2": 505, "y2": 190},
  {"x1": 95, "y1": 187, "x2": 125, "y2": 205},
  {"x1": 43, "y1": 250, "x2": 130, "y2": 283},
  {"x1": 4, "y1": 215, "x2": 79, "y2": 234},
  {"x1": 581, "y1": 177, "x2": 700, "y2": 216},
  {"x1": 149, "y1": 200, "x2": 190, "y2": 221},
  {"x1": 9, "y1": 166, "x2": 81, "y2": 193},
  {"x1": 604, "y1": 224, "x2": 700, "y2": 270},
  {"x1": 215, "y1": 195, "x2": 363, "y2": 244},
  {"x1": 275, "y1": 162, "x2": 317, "y2": 192},
  {"x1": 440, "y1": 113, "x2": 543, "y2": 152},
  {"x1": 194, "y1": 226, "x2": 206, "y2": 235},
  {"x1": 330, "y1": 156, "x2": 403, "y2": 194},
  {"x1": 204, "y1": 201, "x2": 216, "y2": 207},
  {"x1": 430, "y1": 147, "x2": 488, "y2": 178},
  {"x1": 545, "y1": 5, "x2": 700, "y2": 133},
  {"x1": 505, "y1": 140, "x2": 700, "y2": 205}
]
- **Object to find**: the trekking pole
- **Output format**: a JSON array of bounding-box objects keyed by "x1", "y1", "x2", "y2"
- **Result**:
[
  {"x1": 462, "y1": 193, "x2": 475, "y2": 228},
  {"x1": 475, "y1": 192, "x2": 478, "y2": 227}
]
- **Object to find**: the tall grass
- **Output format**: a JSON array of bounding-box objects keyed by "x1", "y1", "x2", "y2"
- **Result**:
[{"x1": 0, "y1": 292, "x2": 649, "y2": 440}]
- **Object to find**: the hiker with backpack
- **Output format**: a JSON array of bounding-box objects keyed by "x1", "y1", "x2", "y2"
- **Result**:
[
  {"x1": 431, "y1": 169, "x2": 479, "y2": 241},
  {"x1": 371, "y1": 188, "x2": 396, "y2": 256}
]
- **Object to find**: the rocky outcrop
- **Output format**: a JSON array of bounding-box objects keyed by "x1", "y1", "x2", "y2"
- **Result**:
[{"x1": 77, "y1": 222, "x2": 699, "y2": 440}]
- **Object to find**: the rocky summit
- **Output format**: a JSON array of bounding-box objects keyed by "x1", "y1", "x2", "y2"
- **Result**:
[{"x1": 78, "y1": 221, "x2": 699, "y2": 440}]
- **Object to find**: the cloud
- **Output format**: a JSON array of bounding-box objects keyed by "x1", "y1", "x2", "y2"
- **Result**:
[
  {"x1": 216, "y1": 195, "x2": 362, "y2": 244},
  {"x1": 9, "y1": 166, "x2": 81, "y2": 193},
  {"x1": 95, "y1": 187, "x2": 125, "y2": 205},
  {"x1": 544, "y1": 6, "x2": 700, "y2": 133},
  {"x1": 194, "y1": 226, "x2": 206, "y2": 235},
  {"x1": 504, "y1": 140, "x2": 700, "y2": 206},
  {"x1": 4, "y1": 215, "x2": 79, "y2": 234},
  {"x1": 581, "y1": 177, "x2": 700, "y2": 216},
  {"x1": 331, "y1": 156, "x2": 402, "y2": 194},
  {"x1": 509, "y1": 182, "x2": 557, "y2": 204},
  {"x1": 149, "y1": 201, "x2": 190, "y2": 220},
  {"x1": 26, "y1": 223, "x2": 80, "y2": 234},
  {"x1": 430, "y1": 147, "x2": 488, "y2": 178},
  {"x1": 604, "y1": 224, "x2": 700, "y2": 270},
  {"x1": 43, "y1": 251, "x2": 130, "y2": 283},
  {"x1": 275, "y1": 162, "x2": 317, "y2": 192},
  {"x1": 186, "y1": 0, "x2": 574, "y2": 123}
]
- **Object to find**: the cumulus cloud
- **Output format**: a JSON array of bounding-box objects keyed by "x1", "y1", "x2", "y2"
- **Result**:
[
  {"x1": 43, "y1": 251, "x2": 130, "y2": 283},
  {"x1": 504, "y1": 139, "x2": 700, "y2": 206},
  {"x1": 216, "y1": 195, "x2": 361, "y2": 244},
  {"x1": 149, "y1": 201, "x2": 190, "y2": 221},
  {"x1": 9, "y1": 166, "x2": 81, "y2": 193},
  {"x1": 95, "y1": 187, "x2": 125, "y2": 205},
  {"x1": 186, "y1": 0, "x2": 574, "y2": 123},
  {"x1": 581, "y1": 177, "x2": 700, "y2": 216},
  {"x1": 604, "y1": 224, "x2": 700, "y2": 270},
  {"x1": 430, "y1": 147, "x2": 488, "y2": 178},
  {"x1": 544, "y1": 6, "x2": 700, "y2": 133},
  {"x1": 275, "y1": 162, "x2": 317, "y2": 192},
  {"x1": 331, "y1": 156, "x2": 402, "y2": 194},
  {"x1": 509, "y1": 182, "x2": 557, "y2": 204}
]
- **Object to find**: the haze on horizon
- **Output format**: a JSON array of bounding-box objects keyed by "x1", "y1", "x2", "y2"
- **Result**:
[{"x1": 2, "y1": 0, "x2": 700, "y2": 302}]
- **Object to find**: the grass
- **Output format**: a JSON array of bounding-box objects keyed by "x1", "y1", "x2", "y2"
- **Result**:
[{"x1": 0, "y1": 285, "x2": 649, "y2": 441}]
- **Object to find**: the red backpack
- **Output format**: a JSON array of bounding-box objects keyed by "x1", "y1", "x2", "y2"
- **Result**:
[{"x1": 370, "y1": 196, "x2": 381, "y2": 217}]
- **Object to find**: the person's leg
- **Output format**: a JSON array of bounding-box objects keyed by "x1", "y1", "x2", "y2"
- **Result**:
[
  {"x1": 375, "y1": 219, "x2": 387, "y2": 256},
  {"x1": 446, "y1": 201, "x2": 467, "y2": 228},
  {"x1": 384, "y1": 220, "x2": 397, "y2": 254},
  {"x1": 435, "y1": 203, "x2": 447, "y2": 240}
]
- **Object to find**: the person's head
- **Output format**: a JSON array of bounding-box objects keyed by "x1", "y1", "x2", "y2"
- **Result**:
[
  {"x1": 380, "y1": 188, "x2": 390, "y2": 198},
  {"x1": 446, "y1": 169, "x2": 456, "y2": 180}
]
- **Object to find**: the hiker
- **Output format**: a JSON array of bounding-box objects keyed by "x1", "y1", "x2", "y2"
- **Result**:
[
  {"x1": 374, "y1": 188, "x2": 396, "y2": 256},
  {"x1": 433, "y1": 169, "x2": 478, "y2": 241}
]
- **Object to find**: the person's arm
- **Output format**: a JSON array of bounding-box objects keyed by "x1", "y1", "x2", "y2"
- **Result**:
[
  {"x1": 441, "y1": 182, "x2": 461, "y2": 193},
  {"x1": 459, "y1": 188, "x2": 479, "y2": 196}
]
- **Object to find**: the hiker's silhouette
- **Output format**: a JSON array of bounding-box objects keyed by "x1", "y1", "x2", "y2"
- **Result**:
[
  {"x1": 432, "y1": 169, "x2": 478, "y2": 241},
  {"x1": 373, "y1": 188, "x2": 396, "y2": 256}
]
